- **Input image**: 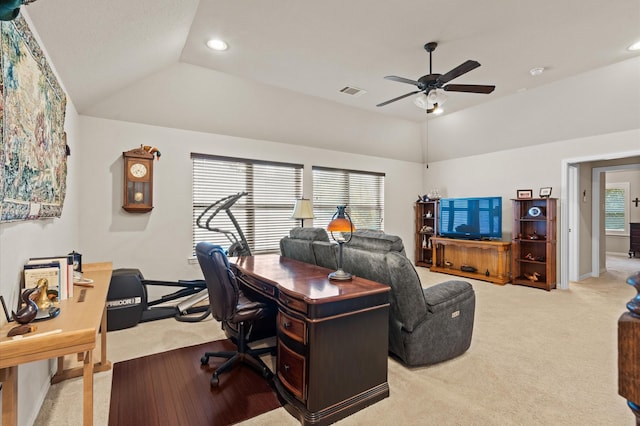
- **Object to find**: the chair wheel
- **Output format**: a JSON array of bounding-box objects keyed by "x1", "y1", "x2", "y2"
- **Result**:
[
  {"x1": 262, "y1": 367, "x2": 271, "y2": 379},
  {"x1": 201, "y1": 356, "x2": 209, "y2": 365},
  {"x1": 210, "y1": 374, "x2": 219, "y2": 387}
]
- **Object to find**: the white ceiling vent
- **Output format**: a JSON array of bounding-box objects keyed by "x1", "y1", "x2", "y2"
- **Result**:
[{"x1": 339, "y1": 86, "x2": 366, "y2": 97}]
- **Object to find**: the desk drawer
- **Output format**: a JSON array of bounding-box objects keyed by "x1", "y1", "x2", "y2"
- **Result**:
[
  {"x1": 278, "y1": 311, "x2": 306, "y2": 344},
  {"x1": 278, "y1": 341, "x2": 306, "y2": 402},
  {"x1": 237, "y1": 274, "x2": 276, "y2": 298},
  {"x1": 279, "y1": 292, "x2": 307, "y2": 315}
]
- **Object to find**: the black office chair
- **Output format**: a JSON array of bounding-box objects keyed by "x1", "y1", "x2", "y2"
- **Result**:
[{"x1": 195, "y1": 242, "x2": 277, "y2": 387}]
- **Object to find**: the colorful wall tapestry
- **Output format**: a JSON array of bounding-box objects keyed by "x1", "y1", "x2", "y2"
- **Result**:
[{"x1": 0, "y1": 15, "x2": 67, "y2": 222}]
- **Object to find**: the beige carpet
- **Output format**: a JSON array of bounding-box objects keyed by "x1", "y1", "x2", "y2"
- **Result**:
[{"x1": 34, "y1": 254, "x2": 639, "y2": 426}]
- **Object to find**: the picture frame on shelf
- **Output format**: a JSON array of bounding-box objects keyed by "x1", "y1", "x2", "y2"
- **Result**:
[
  {"x1": 539, "y1": 187, "x2": 552, "y2": 198},
  {"x1": 517, "y1": 189, "x2": 533, "y2": 199}
]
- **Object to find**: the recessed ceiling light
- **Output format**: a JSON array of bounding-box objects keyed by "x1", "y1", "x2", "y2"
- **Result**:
[
  {"x1": 628, "y1": 40, "x2": 640, "y2": 51},
  {"x1": 529, "y1": 67, "x2": 545, "y2": 76},
  {"x1": 206, "y1": 39, "x2": 228, "y2": 51}
]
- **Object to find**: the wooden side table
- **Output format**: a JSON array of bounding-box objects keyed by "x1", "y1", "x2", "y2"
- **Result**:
[{"x1": 0, "y1": 262, "x2": 112, "y2": 426}]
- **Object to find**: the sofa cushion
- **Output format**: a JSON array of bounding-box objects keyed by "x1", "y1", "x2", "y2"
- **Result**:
[
  {"x1": 279, "y1": 237, "x2": 316, "y2": 264},
  {"x1": 341, "y1": 246, "x2": 391, "y2": 286},
  {"x1": 312, "y1": 241, "x2": 338, "y2": 270},
  {"x1": 347, "y1": 230, "x2": 405, "y2": 254},
  {"x1": 289, "y1": 227, "x2": 330, "y2": 242},
  {"x1": 280, "y1": 227, "x2": 332, "y2": 266}
]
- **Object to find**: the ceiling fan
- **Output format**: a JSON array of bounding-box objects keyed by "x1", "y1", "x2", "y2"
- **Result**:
[{"x1": 377, "y1": 41, "x2": 495, "y2": 112}]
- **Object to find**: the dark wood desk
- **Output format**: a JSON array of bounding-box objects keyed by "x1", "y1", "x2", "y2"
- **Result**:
[{"x1": 233, "y1": 255, "x2": 390, "y2": 426}]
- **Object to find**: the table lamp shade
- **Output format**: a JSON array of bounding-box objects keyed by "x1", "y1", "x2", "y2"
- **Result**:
[
  {"x1": 327, "y1": 206, "x2": 355, "y2": 233},
  {"x1": 292, "y1": 198, "x2": 314, "y2": 220},
  {"x1": 291, "y1": 198, "x2": 314, "y2": 226},
  {"x1": 327, "y1": 217, "x2": 355, "y2": 232},
  {"x1": 327, "y1": 206, "x2": 354, "y2": 281}
]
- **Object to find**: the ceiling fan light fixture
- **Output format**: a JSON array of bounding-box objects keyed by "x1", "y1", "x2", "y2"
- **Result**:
[
  {"x1": 628, "y1": 40, "x2": 640, "y2": 51},
  {"x1": 425, "y1": 103, "x2": 439, "y2": 114},
  {"x1": 378, "y1": 41, "x2": 494, "y2": 110},
  {"x1": 529, "y1": 67, "x2": 545, "y2": 76},
  {"x1": 206, "y1": 39, "x2": 228, "y2": 51},
  {"x1": 429, "y1": 90, "x2": 447, "y2": 106},
  {"x1": 433, "y1": 106, "x2": 444, "y2": 115},
  {"x1": 413, "y1": 93, "x2": 431, "y2": 109}
]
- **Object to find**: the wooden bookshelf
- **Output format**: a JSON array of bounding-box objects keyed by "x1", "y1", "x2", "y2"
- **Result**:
[
  {"x1": 511, "y1": 198, "x2": 557, "y2": 291},
  {"x1": 415, "y1": 200, "x2": 439, "y2": 267}
]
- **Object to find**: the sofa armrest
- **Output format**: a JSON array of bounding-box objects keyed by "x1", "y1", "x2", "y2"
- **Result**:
[{"x1": 423, "y1": 280, "x2": 474, "y2": 314}]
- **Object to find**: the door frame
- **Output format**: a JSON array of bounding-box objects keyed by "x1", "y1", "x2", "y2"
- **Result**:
[{"x1": 561, "y1": 149, "x2": 640, "y2": 288}]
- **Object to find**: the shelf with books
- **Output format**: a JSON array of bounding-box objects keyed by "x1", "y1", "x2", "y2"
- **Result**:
[{"x1": 24, "y1": 254, "x2": 74, "y2": 301}]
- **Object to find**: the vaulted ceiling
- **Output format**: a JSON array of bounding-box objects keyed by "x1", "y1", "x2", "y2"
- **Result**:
[{"x1": 23, "y1": 0, "x2": 640, "y2": 160}]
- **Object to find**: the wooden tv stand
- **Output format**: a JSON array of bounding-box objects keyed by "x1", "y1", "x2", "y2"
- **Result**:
[{"x1": 430, "y1": 237, "x2": 511, "y2": 285}]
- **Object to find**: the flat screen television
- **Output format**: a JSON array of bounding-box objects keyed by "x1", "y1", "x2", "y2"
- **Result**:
[{"x1": 439, "y1": 196, "x2": 502, "y2": 240}]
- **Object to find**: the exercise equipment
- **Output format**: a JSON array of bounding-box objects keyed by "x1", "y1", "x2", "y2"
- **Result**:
[
  {"x1": 196, "y1": 192, "x2": 252, "y2": 256},
  {"x1": 107, "y1": 193, "x2": 253, "y2": 331},
  {"x1": 106, "y1": 269, "x2": 209, "y2": 331}
]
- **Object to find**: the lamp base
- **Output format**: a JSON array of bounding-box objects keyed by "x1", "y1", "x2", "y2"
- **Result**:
[{"x1": 328, "y1": 269, "x2": 352, "y2": 281}]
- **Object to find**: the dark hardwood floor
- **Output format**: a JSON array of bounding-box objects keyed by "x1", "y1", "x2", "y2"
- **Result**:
[{"x1": 109, "y1": 339, "x2": 281, "y2": 426}]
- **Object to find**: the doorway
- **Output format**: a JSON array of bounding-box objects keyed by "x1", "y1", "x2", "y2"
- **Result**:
[{"x1": 562, "y1": 152, "x2": 640, "y2": 288}]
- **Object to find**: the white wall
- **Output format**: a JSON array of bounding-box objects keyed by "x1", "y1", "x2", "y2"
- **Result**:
[
  {"x1": 422, "y1": 129, "x2": 640, "y2": 285},
  {"x1": 77, "y1": 116, "x2": 423, "y2": 283},
  {"x1": 0, "y1": 14, "x2": 82, "y2": 426}
]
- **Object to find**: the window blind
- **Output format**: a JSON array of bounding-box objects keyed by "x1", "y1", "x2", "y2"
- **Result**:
[
  {"x1": 605, "y1": 185, "x2": 627, "y2": 232},
  {"x1": 312, "y1": 166, "x2": 384, "y2": 230},
  {"x1": 192, "y1": 154, "x2": 303, "y2": 254}
]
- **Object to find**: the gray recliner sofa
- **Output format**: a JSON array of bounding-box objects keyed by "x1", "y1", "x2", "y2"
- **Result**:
[
  {"x1": 280, "y1": 228, "x2": 476, "y2": 366},
  {"x1": 279, "y1": 227, "x2": 338, "y2": 270}
]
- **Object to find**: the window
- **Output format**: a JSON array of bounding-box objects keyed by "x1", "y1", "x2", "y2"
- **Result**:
[
  {"x1": 312, "y1": 166, "x2": 384, "y2": 230},
  {"x1": 192, "y1": 154, "x2": 303, "y2": 254},
  {"x1": 605, "y1": 182, "x2": 629, "y2": 236}
]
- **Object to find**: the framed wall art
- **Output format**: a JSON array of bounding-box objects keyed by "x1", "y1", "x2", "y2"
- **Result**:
[
  {"x1": 539, "y1": 187, "x2": 552, "y2": 198},
  {"x1": 0, "y1": 16, "x2": 67, "y2": 222},
  {"x1": 517, "y1": 189, "x2": 533, "y2": 199}
]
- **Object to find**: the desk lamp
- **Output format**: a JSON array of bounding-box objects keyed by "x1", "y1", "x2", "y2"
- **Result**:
[
  {"x1": 327, "y1": 205, "x2": 355, "y2": 281},
  {"x1": 291, "y1": 198, "x2": 314, "y2": 227}
]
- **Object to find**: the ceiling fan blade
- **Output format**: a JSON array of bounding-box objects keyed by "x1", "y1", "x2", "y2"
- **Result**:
[
  {"x1": 443, "y1": 84, "x2": 495, "y2": 94},
  {"x1": 376, "y1": 90, "x2": 421, "y2": 107},
  {"x1": 437, "y1": 60, "x2": 481, "y2": 84},
  {"x1": 384, "y1": 75, "x2": 421, "y2": 87}
]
